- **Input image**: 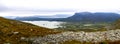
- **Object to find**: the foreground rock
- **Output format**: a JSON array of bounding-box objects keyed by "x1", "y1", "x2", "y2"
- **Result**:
[{"x1": 26, "y1": 29, "x2": 120, "y2": 44}]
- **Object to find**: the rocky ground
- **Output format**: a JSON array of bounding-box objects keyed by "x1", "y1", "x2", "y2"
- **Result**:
[{"x1": 26, "y1": 29, "x2": 120, "y2": 44}]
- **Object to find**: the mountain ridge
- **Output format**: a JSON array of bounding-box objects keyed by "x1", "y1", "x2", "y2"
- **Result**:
[
  {"x1": 6, "y1": 12, "x2": 120, "y2": 23},
  {"x1": 67, "y1": 12, "x2": 120, "y2": 22}
]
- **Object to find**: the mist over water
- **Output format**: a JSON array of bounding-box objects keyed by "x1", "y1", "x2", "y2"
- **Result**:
[{"x1": 23, "y1": 21, "x2": 64, "y2": 29}]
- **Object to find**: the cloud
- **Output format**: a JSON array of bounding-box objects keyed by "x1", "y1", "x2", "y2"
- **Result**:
[
  {"x1": 0, "y1": 0, "x2": 120, "y2": 16},
  {"x1": 0, "y1": 6, "x2": 77, "y2": 13},
  {"x1": 1, "y1": 0, "x2": 120, "y2": 12},
  {"x1": 0, "y1": 5, "x2": 9, "y2": 11},
  {"x1": 13, "y1": 8, "x2": 77, "y2": 12}
]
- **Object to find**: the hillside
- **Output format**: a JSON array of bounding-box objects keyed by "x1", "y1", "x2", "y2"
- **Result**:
[
  {"x1": 0, "y1": 17, "x2": 60, "y2": 44},
  {"x1": 0, "y1": 16, "x2": 120, "y2": 44}
]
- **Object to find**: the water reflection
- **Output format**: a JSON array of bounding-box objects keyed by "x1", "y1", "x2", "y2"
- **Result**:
[{"x1": 23, "y1": 21, "x2": 64, "y2": 29}]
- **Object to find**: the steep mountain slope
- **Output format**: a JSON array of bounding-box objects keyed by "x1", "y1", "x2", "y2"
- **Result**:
[{"x1": 0, "y1": 17, "x2": 60, "y2": 44}]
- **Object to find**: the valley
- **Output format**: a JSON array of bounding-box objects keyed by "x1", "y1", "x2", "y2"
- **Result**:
[{"x1": 1, "y1": 12, "x2": 120, "y2": 44}]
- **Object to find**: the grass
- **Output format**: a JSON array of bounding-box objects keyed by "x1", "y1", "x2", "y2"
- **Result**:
[
  {"x1": 60, "y1": 20, "x2": 120, "y2": 44},
  {"x1": 0, "y1": 17, "x2": 61, "y2": 44},
  {"x1": 56, "y1": 22, "x2": 111, "y2": 32}
]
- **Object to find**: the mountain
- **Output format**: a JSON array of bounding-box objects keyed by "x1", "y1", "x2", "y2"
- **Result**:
[
  {"x1": 10, "y1": 12, "x2": 120, "y2": 23},
  {"x1": 51, "y1": 14, "x2": 72, "y2": 18},
  {"x1": 3, "y1": 16, "x2": 17, "y2": 19},
  {"x1": 66, "y1": 12, "x2": 120, "y2": 22},
  {"x1": 11, "y1": 14, "x2": 71, "y2": 21},
  {"x1": 15, "y1": 17, "x2": 64, "y2": 21},
  {"x1": 36, "y1": 14, "x2": 71, "y2": 18},
  {"x1": 1, "y1": 15, "x2": 120, "y2": 44},
  {"x1": 0, "y1": 17, "x2": 60, "y2": 44}
]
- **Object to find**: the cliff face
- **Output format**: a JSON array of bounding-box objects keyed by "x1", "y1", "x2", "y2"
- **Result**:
[{"x1": 0, "y1": 17, "x2": 60, "y2": 44}]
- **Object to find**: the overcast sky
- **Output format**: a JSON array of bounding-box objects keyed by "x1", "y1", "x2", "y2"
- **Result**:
[{"x1": 0, "y1": 0, "x2": 120, "y2": 16}]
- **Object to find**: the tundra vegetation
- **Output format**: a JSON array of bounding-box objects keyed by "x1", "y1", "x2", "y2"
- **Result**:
[
  {"x1": 1, "y1": 17, "x2": 120, "y2": 44},
  {"x1": 56, "y1": 22, "x2": 113, "y2": 32},
  {"x1": 0, "y1": 17, "x2": 61, "y2": 44}
]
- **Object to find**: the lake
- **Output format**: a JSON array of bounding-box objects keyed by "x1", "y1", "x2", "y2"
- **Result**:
[{"x1": 23, "y1": 21, "x2": 64, "y2": 29}]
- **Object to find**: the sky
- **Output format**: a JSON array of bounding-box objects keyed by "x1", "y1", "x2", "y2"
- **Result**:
[{"x1": 0, "y1": 0, "x2": 120, "y2": 16}]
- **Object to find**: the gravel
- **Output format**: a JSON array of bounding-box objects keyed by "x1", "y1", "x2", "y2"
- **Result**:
[{"x1": 26, "y1": 29, "x2": 120, "y2": 44}]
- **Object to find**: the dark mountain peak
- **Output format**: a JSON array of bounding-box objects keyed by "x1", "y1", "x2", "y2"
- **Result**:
[
  {"x1": 72, "y1": 12, "x2": 120, "y2": 17},
  {"x1": 67, "y1": 12, "x2": 120, "y2": 22},
  {"x1": 68, "y1": 12, "x2": 93, "y2": 19}
]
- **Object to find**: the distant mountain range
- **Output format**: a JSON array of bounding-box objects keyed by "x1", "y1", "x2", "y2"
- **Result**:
[
  {"x1": 5, "y1": 12, "x2": 120, "y2": 22},
  {"x1": 36, "y1": 14, "x2": 71, "y2": 18},
  {"x1": 4, "y1": 14, "x2": 71, "y2": 20},
  {"x1": 66, "y1": 12, "x2": 120, "y2": 22}
]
